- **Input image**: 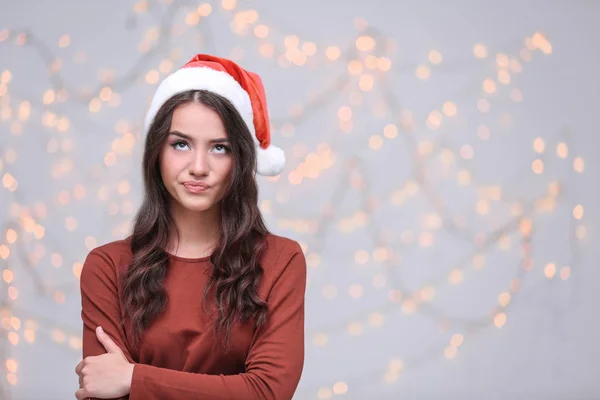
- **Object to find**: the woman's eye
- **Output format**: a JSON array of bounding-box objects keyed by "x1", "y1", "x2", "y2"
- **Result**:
[
  {"x1": 212, "y1": 144, "x2": 230, "y2": 154},
  {"x1": 171, "y1": 141, "x2": 190, "y2": 150}
]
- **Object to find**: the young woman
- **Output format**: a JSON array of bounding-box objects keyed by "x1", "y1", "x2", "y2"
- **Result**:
[{"x1": 75, "y1": 54, "x2": 306, "y2": 400}]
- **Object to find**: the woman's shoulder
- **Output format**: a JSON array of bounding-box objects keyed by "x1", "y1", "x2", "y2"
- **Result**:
[
  {"x1": 260, "y1": 233, "x2": 305, "y2": 274},
  {"x1": 90, "y1": 236, "x2": 133, "y2": 260},
  {"x1": 263, "y1": 233, "x2": 303, "y2": 258},
  {"x1": 82, "y1": 236, "x2": 134, "y2": 277}
]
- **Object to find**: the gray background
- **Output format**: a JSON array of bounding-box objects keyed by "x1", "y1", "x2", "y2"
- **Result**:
[{"x1": 0, "y1": 0, "x2": 599, "y2": 399}]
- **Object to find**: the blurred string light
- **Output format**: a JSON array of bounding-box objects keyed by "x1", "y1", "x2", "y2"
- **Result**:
[{"x1": 0, "y1": 1, "x2": 585, "y2": 398}]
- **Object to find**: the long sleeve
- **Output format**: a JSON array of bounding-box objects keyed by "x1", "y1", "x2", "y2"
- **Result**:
[
  {"x1": 80, "y1": 248, "x2": 134, "y2": 400},
  {"x1": 129, "y1": 243, "x2": 307, "y2": 400}
]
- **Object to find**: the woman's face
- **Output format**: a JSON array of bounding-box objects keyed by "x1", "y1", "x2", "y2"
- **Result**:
[{"x1": 159, "y1": 101, "x2": 234, "y2": 214}]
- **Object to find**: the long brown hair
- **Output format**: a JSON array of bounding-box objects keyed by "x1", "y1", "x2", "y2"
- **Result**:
[{"x1": 121, "y1": 90, "x2": 270, "y2": 350}]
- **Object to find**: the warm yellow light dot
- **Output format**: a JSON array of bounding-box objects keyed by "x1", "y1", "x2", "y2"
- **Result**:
[
  {"x1": 7, "y1": 373, "x2": 16, "y2": 385},
  {"x1": 416, "y1": 65, "x2": 431, "y2": 80},
  {"x1": 450, "y1": 334, "x2": 464, "y2": 347},
  {"x1": 145, "y1": 69, "x2": 159, "y2": 84},
  {"x1": 544, "y1": 263, "x2": 556, "y2": 279},
  {"x1": 449, "y1": 269, "x2": 463, "y2": 284},
  {"x1": 457, "y1": 169, "x2": 471, "y2": 185},
  {"x1": 6, "y1": 229, "x2": 17, "y2": 244},
  {"x1": 88, "y1": 98, "x2": 101, "y2": 113},
  {"x1": 389, "y1": 358, "x2": 404, "y2": 372},
  {"x1": 533, "y1": 137, "x2": 545, "y2": 153},
  {"x1": 460, "y1": 145, "x2": 474, "y2": 160},
  {"x1": 24, "y1": 329, "x2": 35, "y2": 343},
  {"x1": 442, "y1": 101, "x2": 457, "y2": 116},
  {"x1": 519, "y1": 218, "x2": 532, "y2": 236},
  {"x1": 369, "y1": 135, "x2": 383, "y2": 150},
  {"x1": 494, "y1": 312, "x2": 507, "y2": 328},
  {"x1": 65, "y1": 216, "x2": 77, "y2": 231},
  {"x1": 58, "y1": 35, "x2": 71, "y2": 49},
  {"x1": 347, "y1": 322, "x2": 364, "y2": 335},
  {"x1": 383, "y1": 124, "x2": 398, "y2": 139},
  {"x1": 476, "y1": 199, "x2": 490, "y2": 215},
  {"x1": 498, "y1": 69, "x2": 511, "y2": 84},
  {"x1": 133, "y1": 0, "x2": 148, "y2": 13},
  {"x1": 444, "y1": 346, "x2": 457, "y2": 359},
  {"x1": 427, "y1": 110, "x2": 443, "y2": 130},
  {"x1": 519, "y1": 49, "x2": 533, "y2": 62},
  {"x1": 197, "y1": 3, "x2": 212, "y2": 16},
  {"x1": 349, "y1": 284, "x2": 363, "y2": 299},
  {"x1": 51, "y1": 253, "x2": 63, "y2": 268},
  {"x1": 3, "y1": 269, "x2": 13, "y2": 283},
  {"x1": 73, "y1": 262, "x2": 83, "y2": 279},
  {"x1": 477, "y1": 99, "x2": 490, "y2": 113},
  {"x1": 54, "y1": 290, "x2": 65, "y2": 304},
  {"x1": 221, "y1": 0, "x2": 236, "y2": 10},
  {"x1": 401, "y1": 299, "x2": 416, "y2": 314},
  {"x1": 483, "y1": 78, "x2": 496, "y2": 94},
  {"x1": 317, "y1": 387, "x2": 333, "y2": 399},
  {"x1": 356, "y1": 36, "x2": 375, "y2": 52},
  {"x1": 473, "y1": 43, "x2": 488, "y2": 58},
  {"x1": 69, "y1": 336, "x2": 83, "y2": 350},
  {"x1": 333, "y1": 382, "x2": 348, "y2": 395},
  {"x1": 560, "y1": 266, "x2": 571, "y2": 280},
  {"x1": 556, "y1": 143, "x2": 568, "y2": 158},
  {"x1": 8, "y1": 332, "x2": 19, "y2": 345},
  {"x1": 338, "y1": 106, "x2": 352, "y2": 121},
  {"x1": 576, "y1": 225, "x2": 587, "y2": 240},
  {"x1": 313, "y1": 333, "x2": 328, "y2": 346},
  {"x1": 18, "y1": 101, "x2": 31, "y2": 121},
  {"x1": 496, "y1": 53, "x2": 509, "y2": 68},
  {"x1": 99, "y1": 87, "x2": 112, "y2": 102},
  {"x1": 573, "y1": 157, "x2": 584, "y2": 173},
  {"x1": 5, "y1": 359, "x2": 17, "y2": 373},
  {"x1": 8, "y1": 286, "x2": 18, "y2": 300},
  {"x1": 104, "y1": 151, "x2": 117, "y2": 166},
  {"x1": 510, "y1": 88, "x2": 523, "y2": 102},
  {"x1": 0, "y1": 244, "x2": 9, "y2": 260},
  {"x1": 476, "y1": 125, "x2": 490, "y2": 140},
  {"x1": 429, "y1": 50, "x2": 442, "y2": 64},
  {"x1": 498, "y1": 292, "x2": 511, "y2": 307},
  {"x1": 325, "y1": 46, "x2": 341, "y2": 61},
  {"x1": 369, "y1": 312, "x2": 384, "y2": 327},
  {"x1": 359, "y1": 74, "x2": 374, "y2": 91},
  {"x1": 364, "y1": 55, "x2": 378, "y2": 69},
  {"x1": 354, "y1": 249, "x2": 370, "y2": 265},
  {"x1": 259, "y1": 43, "x2": 274, "y2": 58},
  {"x1": 302, "y1": 42, "x2": 317, "y2": 56},
  {"x1": 532, "y1": 159, "x2": 544, "y2": 174},
  {"x1": 348, "y1": 60, "x2": 363, "y2": 75},
  {"x1": 377, "y1": 57, "x2": 392, "y2": 71},
  {"x1": 373, "y1": 247, "x2": 388, "y2": 262},
  {"x1": 573, "y1": 204, "x2": 584, "y2": 220},
  {"x1": 43, "y1": 89, "x2": 56, "y2": 105},
  {"x1": 1, "y1": 69, "x2": 12, "y2": 84}
]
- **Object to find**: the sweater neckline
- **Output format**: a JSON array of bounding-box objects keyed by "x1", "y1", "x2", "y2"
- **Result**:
[{"x1": 167, "y1": 252, "x2": 211, "y2": 263}]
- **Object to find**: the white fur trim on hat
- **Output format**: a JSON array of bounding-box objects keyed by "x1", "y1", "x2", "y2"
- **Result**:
[
  {"x1": 256, "y1": 144, "x2": 285, "y2": 176},
  {"x1": 144, "y1": 66, "x2": 285, "y2": 176}
]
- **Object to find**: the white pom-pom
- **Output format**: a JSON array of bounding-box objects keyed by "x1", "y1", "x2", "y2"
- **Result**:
[{"x1": 256, "y1": 144, "x2": 285, "y2": 176}]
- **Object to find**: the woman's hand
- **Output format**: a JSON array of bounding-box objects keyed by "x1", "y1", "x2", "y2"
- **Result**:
[{"x1": 75, "y1": 326, "x2": 134, "y2": 400}]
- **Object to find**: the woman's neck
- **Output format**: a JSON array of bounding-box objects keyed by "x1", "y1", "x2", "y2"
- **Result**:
[{"x1": 167, "y1": 202, "x2": 220, "y2": 258}]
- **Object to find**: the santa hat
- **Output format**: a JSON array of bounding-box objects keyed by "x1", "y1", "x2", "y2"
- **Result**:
[{"x1": 143, "y1": 54, "x2": 285, "y2": 176}]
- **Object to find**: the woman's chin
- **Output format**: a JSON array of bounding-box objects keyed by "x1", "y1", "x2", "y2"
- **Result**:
[{"x1": 175, "y1": 196, "x2": 215, "y2": 213}]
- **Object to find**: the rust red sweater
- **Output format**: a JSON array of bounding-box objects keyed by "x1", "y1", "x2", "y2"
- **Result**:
[{"x1": 80, "y1": 234, "x2": 306, "y2": 400}]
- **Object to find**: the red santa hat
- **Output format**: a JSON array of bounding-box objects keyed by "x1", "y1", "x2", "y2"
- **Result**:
[{"x1": 143, "y1": 54, "x2": 285, "y2": 176}]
